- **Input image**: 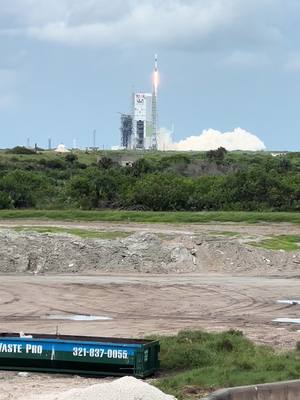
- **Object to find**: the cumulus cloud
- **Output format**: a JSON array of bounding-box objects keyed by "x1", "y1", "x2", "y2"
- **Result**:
[
  {"x1": 157, "y1": 127, "x2": 266, "y2": 151},
  {"x1": 0, "y1": 0, "x2": 288, "y2": 50}
]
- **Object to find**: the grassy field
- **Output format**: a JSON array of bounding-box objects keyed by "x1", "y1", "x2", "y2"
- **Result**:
[
  {"x1": 12, "y1": 226, "x2": 131, "y2": 240},
  {"x1": 0, "y1": 210, "x2": 300, "y2": 224},
  {"x1": 155, "y1": 330, "x2": 300, "y2": 400},
  {"x1": 249, "y1": 235, "x2": 300, "y2": 251}
]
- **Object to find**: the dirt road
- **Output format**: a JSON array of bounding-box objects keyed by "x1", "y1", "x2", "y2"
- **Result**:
[
  {"x1": 0, "y1": 274, "x2": 299, "y2": 347},
  {"x1": 1, "y1": 219, "x2": 300, "y2": 236}
]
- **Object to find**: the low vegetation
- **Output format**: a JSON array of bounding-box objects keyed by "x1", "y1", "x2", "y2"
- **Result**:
[
  {"x1": 209, "y1": 231, "x2": 241, "y2": 237},
  {"x1": 1, "y1": 210, "x2": 300, "y2": 224},
  {"x1": 249, "y1": 235, "x2": 300, "y2": 251},
  {"x1": 155, "y1": 330, "x2": 300, "y2": 400},
  {"x1": 0, "y1": 149, "x2": 299, "y2": 212},
  {"x1": 13, "y1": 226, "x2": 130, "y2": 240}
]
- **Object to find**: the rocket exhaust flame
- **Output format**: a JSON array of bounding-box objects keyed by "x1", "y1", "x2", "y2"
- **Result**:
[
  {"x1": 153, "y1": 54, "x2": 159, "y2": 94},
  {"x1": 153, "y1": 70, "x2": 159, "y2": 94}
]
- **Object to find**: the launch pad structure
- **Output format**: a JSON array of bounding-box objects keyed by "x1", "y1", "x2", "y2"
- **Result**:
[{"x1": 120, "y1": 55, "x2": 159, "y2": 151}]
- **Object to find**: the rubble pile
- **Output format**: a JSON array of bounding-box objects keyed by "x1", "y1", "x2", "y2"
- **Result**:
[{"x1": 0, "y1": 229, "x2": 299, "y2": 275}]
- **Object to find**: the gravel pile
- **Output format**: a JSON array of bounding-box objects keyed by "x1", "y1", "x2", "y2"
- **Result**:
[
  {"x1": 0, "y1": 230, "x2": 196, "y2": 274},
  {"x1": 0, "y1": 229, "x2": 300, "y2": 275},
  {"x1": 30, "y1": 377, "x2": 176, "y2": 400}
]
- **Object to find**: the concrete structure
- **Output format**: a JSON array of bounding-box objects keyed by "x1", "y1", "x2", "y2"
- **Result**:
[
  {"x1": 203, "y1": 380, "x2": 300, "y2": 400},
  {"x1": 120, "y1": 114, "x2": 133, "y2": 149},
  {"x1": 132, "y1": 93, "x2": 153, "y2": 150},
  {"x1": 120, "y1": 55, "x2": 159, "y2": 151}
]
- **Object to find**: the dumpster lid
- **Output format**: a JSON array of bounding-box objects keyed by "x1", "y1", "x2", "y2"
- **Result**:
[{"x1": 0, "y1": 332, "x2": 158, "y2": 345}]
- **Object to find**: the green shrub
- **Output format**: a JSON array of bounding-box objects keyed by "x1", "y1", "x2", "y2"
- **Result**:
[
  {"x1": 6, "y1": 146, "x2": 36, "y2": 155},
  {"x1": 154, "y1": 330, "x2": 300, "y2": 400}
]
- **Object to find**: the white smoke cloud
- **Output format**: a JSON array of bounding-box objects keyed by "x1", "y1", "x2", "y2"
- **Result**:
[{"x1": 157, "y1": 127, "x2": 266, "y2": 151}]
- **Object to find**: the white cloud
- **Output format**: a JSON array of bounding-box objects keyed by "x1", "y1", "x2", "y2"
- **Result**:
[
  {"x1": 158, "y1": 127, "x2": 266, "y2": 151},
  {"x1": 157, "y1": 127, "x2": 174, "y2": 151},
  {"x1": 0, "y1": 0, "x2": 288, "y2": 51}
]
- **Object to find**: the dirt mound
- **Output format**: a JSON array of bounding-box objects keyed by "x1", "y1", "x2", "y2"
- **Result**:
[
  {"x1": 27, "y1": 377, "x2": 176, "y2": 400},
  {"x1": 0, "y1": 229, "x2": 300, "y2": 275},
  {"x1": 0, "y1": 230, "x2": 195, "y2": 274}
]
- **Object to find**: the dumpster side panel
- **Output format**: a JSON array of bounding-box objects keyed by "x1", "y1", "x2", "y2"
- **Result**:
[
  {"x1": 141, "y1": 342, "x2": 160, "y2": 377},
  {"x1": 133, "y1": 342, "x2": 160, "y2": 378},
  {"x1": 0, "y1": 337, "x2": 160, "y2": 377}
]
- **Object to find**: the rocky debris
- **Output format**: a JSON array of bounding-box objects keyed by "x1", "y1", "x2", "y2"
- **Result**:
[
  {"x1": 17, "y1": 372, "x2": 30, "y2": 378},
  {"x1": 27, "y1": 376, "x2": 176, "y2": 400},
  {"x1": 0, "y1": 229, "x2": 299, "y2": 275},
  {"x1": 0, "y1": 230, "x2": 197, "y2": 274}
]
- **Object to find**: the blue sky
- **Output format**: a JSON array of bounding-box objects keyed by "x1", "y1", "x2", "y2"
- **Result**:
[{"x1": 0, "y1": 0, "x2": 300, "y2": 150}]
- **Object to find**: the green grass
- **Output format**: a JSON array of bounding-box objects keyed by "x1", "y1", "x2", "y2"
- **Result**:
[
  {"x1": 209, "y1": 231, "x2": 241, "y2": 237},
  {"x1": 12, "y1": 226, "x2": 130, "y2": 240},
  {"x1": 249, "y1": 235, "x2": 300, "y2": 251},
  {"x1": 0, "y1": 210, "x2": 300, "y2": 224},
  {"x1": 154, "y1": 330, "x2": 300, "y2": 400}
]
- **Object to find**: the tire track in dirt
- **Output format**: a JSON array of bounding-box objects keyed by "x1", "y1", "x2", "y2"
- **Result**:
[{"x1": 0, "y1": 275, "x2": 299, "y2": 350}]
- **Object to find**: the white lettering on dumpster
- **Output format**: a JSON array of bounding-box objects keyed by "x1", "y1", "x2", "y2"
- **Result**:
[
  {"x1": 26, "y1": 344, "x2": 43, "y2": 354},
  {"x1": 72, "y1": 347, "x2": 128, "y2": 359},
  {"x1": 0, "y1": 343, "x2": 44, "y2": 355},
  {"x1": 0, "y1": 343, "x2": 23, "y2": 353}
]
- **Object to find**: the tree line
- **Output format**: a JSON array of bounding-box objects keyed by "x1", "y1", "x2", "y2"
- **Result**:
[{"x1": 0, "y1": 148, "x2": 299, "y2": 211}]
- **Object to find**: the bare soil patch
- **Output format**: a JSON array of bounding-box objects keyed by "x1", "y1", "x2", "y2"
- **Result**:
[{"x1": 0, "y1": 220, "x2": 300, "y2": 398}]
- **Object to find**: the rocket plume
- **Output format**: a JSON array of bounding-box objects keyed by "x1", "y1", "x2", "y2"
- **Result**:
[
  {"x1": 153, "y1": 71, "x2": 159, "y2": 94},
  {"x1": 153, "y1": 54, "x2": 159, "y2": 94},
  {"x1": 157, "y1": 127, "x2": 266, "y2": 151}
]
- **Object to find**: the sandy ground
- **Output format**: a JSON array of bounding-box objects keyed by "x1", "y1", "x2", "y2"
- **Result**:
[
  {"x1": 0, "y1": 273, "x2": 300, "y2": 399},
  {"x1": 0, "y1": 220, "x2": 300, "y2": 398},
  {"x1": 1, "y1": 274, "x2": 299, "y2": 347}
]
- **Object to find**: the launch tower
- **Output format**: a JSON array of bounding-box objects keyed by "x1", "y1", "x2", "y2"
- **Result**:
[{"x1": 120, "y1": 55, "x2": 160, "y2": 150}]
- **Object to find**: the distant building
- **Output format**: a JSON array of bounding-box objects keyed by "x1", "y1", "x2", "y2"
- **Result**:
[
  {"x1": 97, "y1": 154, "x2": 143, "y2": 167},
  {"x1": 271, "y1": 152, "x2": 287, "y2": 157},
  {"x1": 120, "y1": 113, "x2": 133, "y2": 149}
]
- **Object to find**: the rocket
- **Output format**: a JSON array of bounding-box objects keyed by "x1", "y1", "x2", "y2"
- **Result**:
[{"x1": 155, "y1": 54, "x2": 158, "y2": 72}]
